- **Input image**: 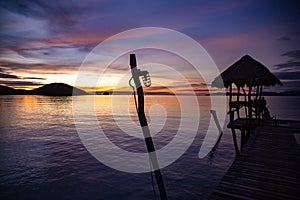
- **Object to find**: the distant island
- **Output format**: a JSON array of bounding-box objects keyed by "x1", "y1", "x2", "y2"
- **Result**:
[
  {"x1": 0, "y1": 83, "x2": 87, "y2": 96},
  {"x1": 1, "y1": 83, "x2": 300, "y2": 96}
]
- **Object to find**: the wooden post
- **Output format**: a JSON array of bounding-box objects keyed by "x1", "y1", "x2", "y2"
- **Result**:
[
  {"x1": 242, "y1": 87, "x2": 248, "y2": 117},
  {"x1": 259, "y1": 85, "x2": 263, "y2": 119},
  {"x1": 246, "y1": 129, "x2": 251, "y2": 141},
  {"x1": 241, "y1": 130, "x2": 246, "y2": 149},
  {"x1": 229, "y1": 84, "x2": 234, "y2": 123},
  {"x1": 129, "y1": 54, "x2": 167, "y2": 200},
  {"x1": 248, "y1": 86, "x2": 252, "y2": 119},
  {"x1": 237, "y1": 86, "x2": 240, "y2": 118},
  {"x1": 231, "y1": 128, "x2": 240, "y2": 155},
  {"x1": 255, "y1": 85, "x2": 259, "y2": 100},
  {"x1": 259, "y1": 85, "x2": 263, "y2": 100},
  {"x1": 210, "y1": 110, "x2": 223, "y2": 151},
  {"x1": 255, "y1": 85, "x2": 259, "y2": 119}
]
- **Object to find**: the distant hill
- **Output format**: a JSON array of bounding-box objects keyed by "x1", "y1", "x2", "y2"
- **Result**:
[
  {"x1": 0, "y1": 83, "x2": 87, "y2": 96},
  {"x1": 0, "y1": 85, "x2": 28, "y2": 95},
  {"x1": 32, "y1": 83, "x2": 87, "y2": 96}
]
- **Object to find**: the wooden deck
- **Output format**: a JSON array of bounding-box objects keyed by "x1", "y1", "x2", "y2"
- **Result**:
[{"x1": 210, "y1": 121, "x2": 300, "y2": 200}]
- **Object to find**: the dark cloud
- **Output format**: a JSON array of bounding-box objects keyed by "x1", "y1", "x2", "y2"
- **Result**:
[
  {"x1": 191, "y1": 89, "x2": 209, "y2": 92},
  {"x1": 24, "y1": 76, "x2": 45, "y2": 80},
  {"x1": 0, "y1": 0, "x2": 78, "y2": 54},
  {"x1": 277, "y1": 36, "x2": 291, "y2": 42},
  {"x1": 0, "y1": 80, "x2": 43, "y2": 87},
  {"x1": 145, "y1": 86, "x2": 170, "y2": 91},
  {"x1": 281, "y1": 50, "x2": 300, "y2": 59},
  {"x1": 274, "y1": 50, "x2": 300, "y2": 71},
  {"x1": 0, "y1": 0, "x2": 76, "y2": 33},
  {"x1": 272, "y1": 50, "x2": 300, "y2": 90},
  {"x1": 0, "y1": 70, "x2": 45, "y2": 80},
  {"x1": 0, "y1": 72, "x2": 19, "y2": 79},
  {"x1": 190, "y1": 83, "x2": 204, "y2": 87},
  {"x1": 271, "y1": 80, "x2": 300, "y2": 92},
  {"x1": 196, "y1": 82, "x2": 212, "y2": 86},
  {"x1": 274, "y1": 71, "x2": 300, "y2": 80},
  {"x1": 143, "y1": 86, "x2": 175, "y2": 95},
  {"x1": 0, "y1": 62, "x2": 79, "y2": 74},
  {"x1": 274, "y1": 61, "x2": 300, "y2": 71},
  {"x1": 17, "y1": 46, "x2": 87, "y2": 65}
]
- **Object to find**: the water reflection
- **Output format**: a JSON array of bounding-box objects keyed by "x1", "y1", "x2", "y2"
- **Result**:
[{"x1": 1, "y1": 95, "x2": 297, "y2": 199}]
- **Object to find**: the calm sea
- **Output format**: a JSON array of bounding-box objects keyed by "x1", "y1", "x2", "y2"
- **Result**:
[{"x1": 0, "y1": 95, "x2": 299, "y2": 200}]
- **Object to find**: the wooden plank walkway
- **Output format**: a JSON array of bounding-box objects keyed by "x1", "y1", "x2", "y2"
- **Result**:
[{"x1": 210, "y1": 122, "x2": 300, "y2": 200}]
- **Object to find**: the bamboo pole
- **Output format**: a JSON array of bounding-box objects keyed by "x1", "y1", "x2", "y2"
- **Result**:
[{"x1": 129, "y1": 54, "x2": 167, "y2": 200}]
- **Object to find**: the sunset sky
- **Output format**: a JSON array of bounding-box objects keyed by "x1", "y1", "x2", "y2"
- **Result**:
[{"x1": 0, "y1": 0, "x2": 299, "y2": 94}]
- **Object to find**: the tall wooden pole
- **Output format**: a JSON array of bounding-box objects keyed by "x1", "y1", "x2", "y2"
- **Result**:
[{"x1": 129, "y1": 54, "x2": 167, "y2": 200}]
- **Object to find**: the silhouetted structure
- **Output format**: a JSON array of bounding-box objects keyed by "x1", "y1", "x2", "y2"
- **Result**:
[{"x1": 212, "y1": 55, "x2": 283, "y2": 154}]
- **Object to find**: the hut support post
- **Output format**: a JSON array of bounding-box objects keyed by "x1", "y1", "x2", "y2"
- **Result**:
[
  {"x1": 255, "y1": 85, "x2": 259, "y2": 118},
  {"x1": 231, "y1": 128, "x2": 240, "y2": 155},
  {"x1": 242, "y1": 87, "x2": 248, "y2": 117},
  {"x1": 246, "y1": 129, "x2": 251, "y2": 141},
  {"x1": 255, "y1": 85, "x2": 259, "y2": 100},
  {"x1": 259, "y1": 85, "x2": 263, "y2": 100},
  {"x1": 248, "y1": 86, "x2": 252, "y2": 119},
  {"x1": 229, "y1": 85, "x2": 234, "y2": 123},
  {"x1": 258, "y1": 85, "x2": 263, "y2": 119},
  {"x1": 241, "y1": 130, "x2": 246, "y2": 149},
  {"x1": 237, "y1": 86, "x2": 240, "y2": 118}
]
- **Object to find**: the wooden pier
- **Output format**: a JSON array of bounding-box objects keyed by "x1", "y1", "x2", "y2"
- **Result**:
[{"x1": 210, "y1": 120, "x2": 300, "y2": 200}]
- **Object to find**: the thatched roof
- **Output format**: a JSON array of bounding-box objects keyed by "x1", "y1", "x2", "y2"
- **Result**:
[{"x1": 212, "y1": 55, "x2": 283, "y2": 88}]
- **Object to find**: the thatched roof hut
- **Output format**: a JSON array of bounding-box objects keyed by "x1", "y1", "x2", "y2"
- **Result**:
[
  {"x1": 211, "y1": 55, "x2": 283, "y2": 155},
  {"x1": 211, "y1": 54, "x2": 283, "y2": 126},
  {"x1": 212, "y1": 55, "x2": 283, "y2": 88}
]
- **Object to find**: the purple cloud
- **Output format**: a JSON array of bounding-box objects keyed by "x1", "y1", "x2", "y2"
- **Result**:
[
  {"x1": 0, "y1": 80, "x2": 43, "y2": 87},
  {"x1": 0, "y1": 72, "x2": 19, "y2": 79},
  {"x1": 277, "y1": 36, "x2": 291, "y2": 42},
  {"x1": 274, "y1": 50, "x2": 300, "y2": 71}
]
